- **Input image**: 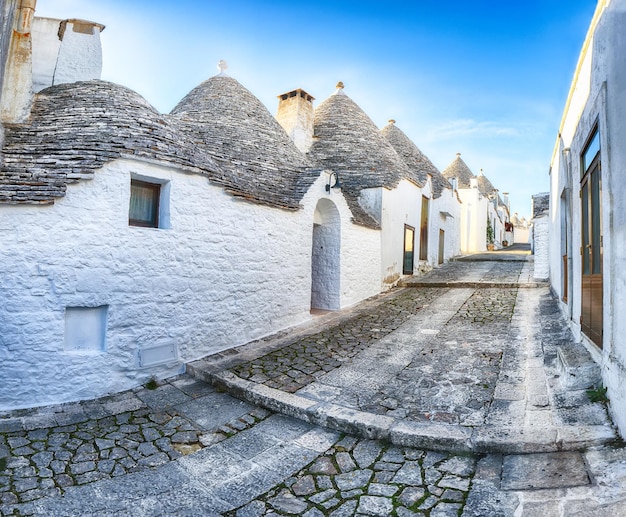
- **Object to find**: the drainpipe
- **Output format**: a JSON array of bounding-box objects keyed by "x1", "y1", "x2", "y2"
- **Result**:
[{"x1": 1, "y1": 0, "x2": 37, "y2": 123}]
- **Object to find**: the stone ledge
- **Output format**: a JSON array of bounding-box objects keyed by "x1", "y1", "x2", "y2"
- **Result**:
[
  {"x1": 398, "y1": 280, "x2": 549, "y2": 289},
  {"x1": 190, "y1": 369, "x2": 617, "y2": 454}
]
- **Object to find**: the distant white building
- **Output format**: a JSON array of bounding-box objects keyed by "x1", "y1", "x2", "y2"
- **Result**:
[
  {"x1": 442, "y1": 154, "x2": 509, "y2": 253},
  {"x1": 547, "y1": 0, "x2": 626, "y2": 438},
  {"x1": 0, "y1": 1, "x2": 461, "y2": 409}
]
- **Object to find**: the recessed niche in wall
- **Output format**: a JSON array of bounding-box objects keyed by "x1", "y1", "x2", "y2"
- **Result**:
[
  {"x1": 64, "y1": 306, "x2": 108, "y2": 352},
  {"x1": 138, "y1": 343, "x2": 178, "y2": 368}
]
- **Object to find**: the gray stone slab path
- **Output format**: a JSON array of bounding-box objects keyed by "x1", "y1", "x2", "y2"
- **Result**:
[
  {"x1": 2, "y1": 253, "x2": 626, "y2": 516},
  {"x1": 190, "y1": 257, "x2": 615, "y2": 454}
]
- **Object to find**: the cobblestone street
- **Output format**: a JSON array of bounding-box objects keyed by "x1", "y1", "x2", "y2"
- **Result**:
[{"x1": 2, "y1": 256, "x2": 626, "y2": 516}]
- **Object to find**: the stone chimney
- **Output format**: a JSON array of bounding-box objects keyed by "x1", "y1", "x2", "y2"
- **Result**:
[
  {"x1": 32, "y1": 17, "x2": 105, "y2": 92},
  {"x1": 276, "y1": 88, "x2": 315, "y2": 153},
  {"x1": 1, "y1": 0, "x2": 37, "y2": 123},
  {"x1": 502, "y1": 192, "x2": 510, "y2": 210}
]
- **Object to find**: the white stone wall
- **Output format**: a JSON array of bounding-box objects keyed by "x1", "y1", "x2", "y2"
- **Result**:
[
  {"x1": 0, "y1": 159, "x2": 381, "y2": 409},
  {"x1": 532, "y1": 216, "x2": 550, "y2": 280},
  {"x1": 457, "y1": 188, "x2": 488, "y2": 253},
  {"x1": 431, "y1": 187, "x2": 462, "y2": 263},
  {"x1": 548, "y1": 0, "x2": 626, "y2": 437},
  {"x1": 32, "y1": 17, "x2": 103, "y2": 93},
  {"x1": 513, "y1": 226, "x2": 530, "y2": 244},
  {"x1": 380, "y1": 180, "x2": 424, "y2": 285}
]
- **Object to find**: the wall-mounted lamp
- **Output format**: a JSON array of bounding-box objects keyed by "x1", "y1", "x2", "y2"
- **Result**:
[{"x1": 325, "y1": 172, "x2": 341, "y2": 192}]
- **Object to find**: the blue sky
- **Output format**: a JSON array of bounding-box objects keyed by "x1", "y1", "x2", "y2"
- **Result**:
[{"x1": 37, "y1": 0, "x2": 598, "y2": 218}]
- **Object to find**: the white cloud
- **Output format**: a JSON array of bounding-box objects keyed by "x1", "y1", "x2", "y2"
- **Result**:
[{"x1": 429, "y1": 119, "x2": 521, "y2": 139}]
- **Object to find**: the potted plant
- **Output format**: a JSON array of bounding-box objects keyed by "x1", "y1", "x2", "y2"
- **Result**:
[{"x1": 486, "y1": 217, "x2": 495, "y2": 251}]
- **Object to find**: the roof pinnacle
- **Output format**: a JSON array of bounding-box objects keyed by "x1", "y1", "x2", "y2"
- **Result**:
[
  {"x1": 388, "y1": 119, "x2": 396, "y2": 125},
  {"x1": 217, "y1": 59, "x2": 228, "y2": 76},
  {"x1": 333, "y1": 81, "x2": 346, "y2": 96}
]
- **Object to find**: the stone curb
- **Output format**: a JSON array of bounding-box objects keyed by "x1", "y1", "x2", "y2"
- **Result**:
[
  {"x1": 397, "y1": 281, "x2": 548, "y2": 289},
  {"x1": 186, "y1": 367, "x2": 617, "y2": 455}
]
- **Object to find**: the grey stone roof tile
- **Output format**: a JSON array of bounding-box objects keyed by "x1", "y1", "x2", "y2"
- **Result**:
[
  {"x1": 0, "y1": 80, "x2": 223, "y2": 205},
  {"x1": 442, "y1": 153, "x2": 475, "y2": 189},
  {"x1": 532, "y1": 193, "x2": 549, "y2": 218},
  {"x1": 307, "y1": 88, "x2": 413, "y2": 227},
  {"x1": 171, "y1": 74, "x2": 319, "y2": 209},
  {"x1": 1, "y1": 78, "x2": 319, "y2": 209},
  {"x1": 476, "y1": 172, "x2": 497, "y2": 199},
  {"x1": 381, "y1": 121, "x2": 451, "y2": 199}
]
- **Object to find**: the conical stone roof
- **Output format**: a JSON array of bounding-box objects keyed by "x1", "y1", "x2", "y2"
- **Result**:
[
  {"x1": 307, "y1": 86, "x2": 413, "y2": 227},
  {"x1": 442, "y1": 153, "x2": 475, "y2": 189},
  {"x1": 476, "y1": 170, "x2": 498, "y2": 199},
  {"x1": 0, "y1": 80, "x2": 223, "y2": 204},
  {"x1": 381, "y1": 121, "x2": 451, "y2": 199},
  {"x1": 171, "y1": 74, "x2": 318, "y2": 209}
]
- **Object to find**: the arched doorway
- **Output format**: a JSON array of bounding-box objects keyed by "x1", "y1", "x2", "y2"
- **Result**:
[{"x1": 311, "y1": 198, "x2": 341, "y2": 311}]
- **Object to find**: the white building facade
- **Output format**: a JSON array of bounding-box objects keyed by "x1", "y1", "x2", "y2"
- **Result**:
[
  {"x1": 547, "y1": 0, "x2": 626, "y2": 437},
  {"x1": 0, "y1": 1, "x2": 461, "y2": 409}
]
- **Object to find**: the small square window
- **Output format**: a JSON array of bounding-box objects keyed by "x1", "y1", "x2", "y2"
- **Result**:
[{"x1": 129, "y1": 179, "x2": 160, "y2": 227}]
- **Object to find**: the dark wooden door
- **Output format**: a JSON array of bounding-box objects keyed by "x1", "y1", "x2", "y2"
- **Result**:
[
  {"x1": 581, "y1": 158, "x2": 602, "y2": 347},
  {"x1": 419, "y1": 196, "x2": 429, "y2": 261},
  {"x1": 403, "y1": 225, "x2": 415, "y2": 275},
  {"x1": 438, "y1": 229, "x2": 445, "y2": 265}
]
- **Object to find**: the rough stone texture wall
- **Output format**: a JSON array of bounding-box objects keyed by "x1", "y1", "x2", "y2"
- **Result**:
[
  {"x1": 0, "y1": 158, "x2": 381, "y2": 409},
  {"x1": 533, "y1": 216, "x2": 550, "y2": 280},
  {"x1": 0, "y1": 0, "x2": 15, "y2": 149},
  {"x1": 31, "y1": 17, "x2": 63, "y2": 92},
  {"x1": 31, "y1": 17, "x2": 104, "y2": 92},
  {"x1": 54, "y1": 19, "x2": 103, "y2": 86},
  {"x1": 0, "y1": 0, "x2": 16, "y2": 105}
]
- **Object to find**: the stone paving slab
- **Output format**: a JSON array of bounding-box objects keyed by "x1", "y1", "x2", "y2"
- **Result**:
[
  {"x1": 1, "y1": 394, "x2": 487, "y2": 516},
  {"x1": 190, "y1": 262, "x2": 617, "y2": 454},
  {"x1": 463, "y1": 446, "x2": 626, "y2": 517},
  {"x1": 2, "y1": 257, "x2": 626, "y2": 515}
]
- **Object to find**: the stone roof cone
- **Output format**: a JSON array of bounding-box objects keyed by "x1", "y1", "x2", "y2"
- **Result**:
[
  {"x1": 307, "y1": 82, "x2": 415, "y2": 227},
  {"x1": 0, "y1": 80, "x2": 223, "y2": 204},
  {"x1": 381, "y1": 120, "x2": 451, "y2": 199},
  {"x1": 476, "y1": 169, "x2": 499, "y2": 199},
  {"x1": 171, "y1": 65, "x2": 318, "y2": 209},
  {"x1": 308, "y1": 82, "x2": 410, "y2": 191},
  {"x1": 442, "y1": 152, "x2": 475, "y2": 189}
]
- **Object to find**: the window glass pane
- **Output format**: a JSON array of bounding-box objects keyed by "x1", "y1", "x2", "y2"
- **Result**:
[
  {"x1": 582, "y1": 129, "x2": 600, "y2": 173},
  {"x1": 129, "y1": 180, "x2": 159, "y2": 227}
]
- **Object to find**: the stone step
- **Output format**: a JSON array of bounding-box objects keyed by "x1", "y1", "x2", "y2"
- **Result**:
[{"x1": 556, "y1": 342, "x2": 601, "y2": 390}]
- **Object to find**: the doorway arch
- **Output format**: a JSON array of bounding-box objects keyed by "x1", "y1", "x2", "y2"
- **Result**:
[{"x1": 311, "y1": 198, "x2": 341, "y2": 311}]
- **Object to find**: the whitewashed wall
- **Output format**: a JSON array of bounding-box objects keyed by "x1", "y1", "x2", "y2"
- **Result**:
[
  {"x1": 431, "y1": 186, "x2": 462, "y2": 263},
  {"x1": 548, "y1": 0, "x2": 626, "y2": 437},
  {"x1": 0, "y1": 159, "x2": 381, "y2": 409},
  {"x1": 532, "y1": 216, "x2": 550, "y2": 280},
  {"x1": 457, "y1": 188, "x2": 488, "y2": 253},
  {"x1": 379, "y1": 180, "x2": 424, "y2": 285},
  {"x1": 31, "y1": 17, "x2": 103, "y2": 93}
]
